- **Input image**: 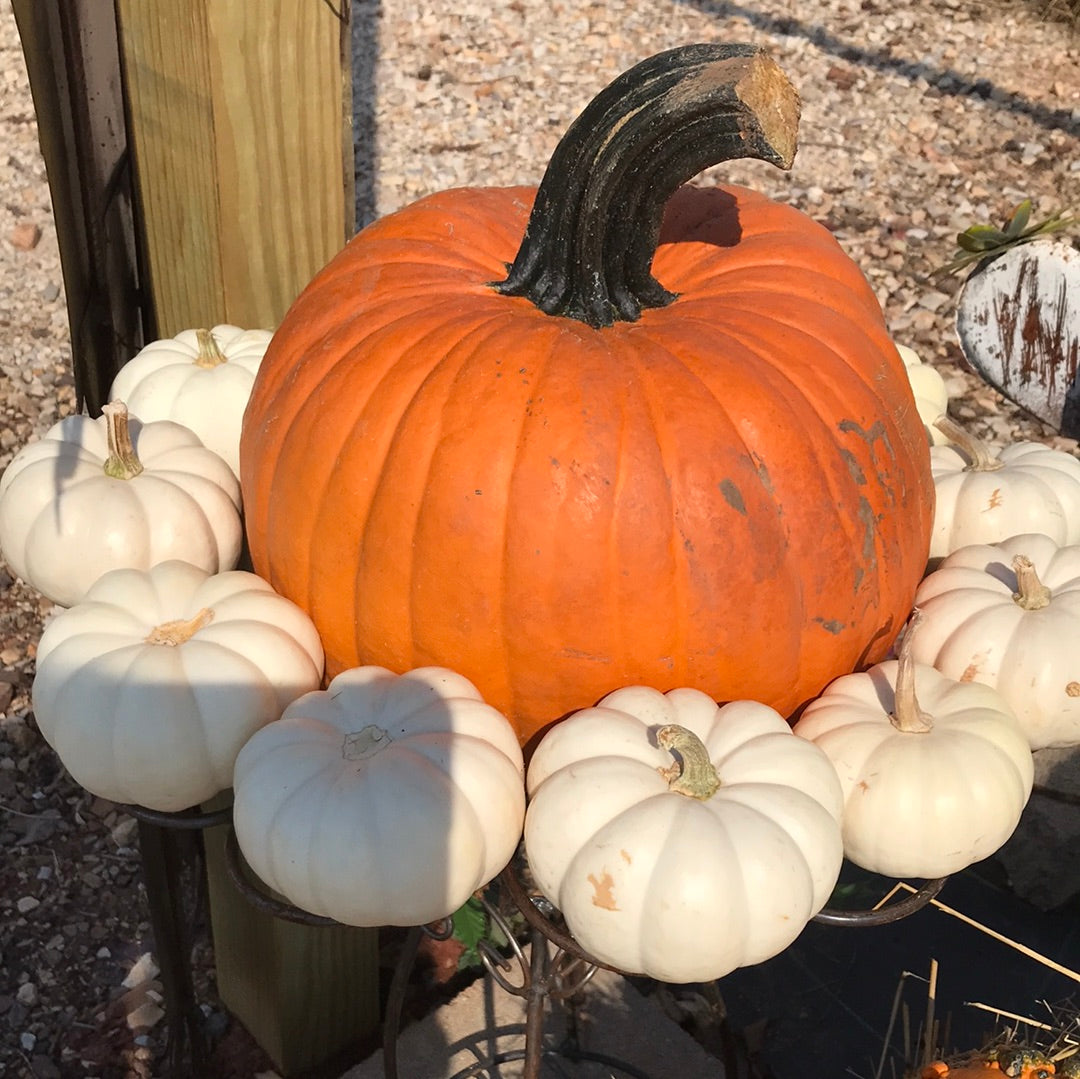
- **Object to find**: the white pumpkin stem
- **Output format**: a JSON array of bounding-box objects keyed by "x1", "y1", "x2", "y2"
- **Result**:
[
  {"x1": 145, "y1": 607, "x2": 214, "y2": 645},
  {"x1": 891, "y1": 612, "x2": 934, "y2": 734},
  {"x1": 932, "y1": 415, "x2": 1004, "y2": 472},
  {"x1": 1012, "y1": 555, "x2": 1051, "y2": 610},
  {"x1": 656, "y1": 724, "x2": 720, "y2": 799},
  {"x1": 102, "y1": 401, "x2": 144, "y2": 480},
  {"x1": 194, "y1": 328, "x2": 228, "y2": 369}
]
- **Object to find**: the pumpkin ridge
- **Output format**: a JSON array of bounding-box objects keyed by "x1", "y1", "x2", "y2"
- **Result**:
[
  {"x1": 599, "y1": 335, "x2": 683, "y2": 686},
  {"x1": 643, "y1": 797, "x2": 748, "y2": 971},
  {"x1": 645, "y1": 320, "x2": 892, "y2": 688},
  {"x1": 390, "y1": 740, "x2": 489, "y2": 869},
  {"x1": 271, "y1": 304, "x2": 511, "y2": 630},
  {"x1": 363, "y1": 186, "x2": 535, "y2": 266},
  {"x1": 619, "y1": 330, "x2": 782, "y2": 690},
  {"x1": 121, "y1": 645, "x2": 212, "y2": 804},
  {"x1": 245, "y1": 292, "x2": 494, "y2": 534},
  {"x1": 297, "y1": 754, "x2": 358, "y2": 918},
  {"x1": 398, "y1": 312, "x2": 530, "y2": 679},
  {"x1": 654, "y1": 240, "x2": 882, "y2": 298},
  {"x1": 497, "y1": 321, "x2": 580, "y2": 721},
  {"x1": 671, "y1": 303, "x2": 905, "y2": 417},
  {"x1": 706, "y1": 787, "x2": 821, "y2": 904}
]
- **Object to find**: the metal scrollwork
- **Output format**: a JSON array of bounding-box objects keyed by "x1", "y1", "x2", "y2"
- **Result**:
[{"x1": 814, "y1": 875, "x2": 949, "y2": 927}]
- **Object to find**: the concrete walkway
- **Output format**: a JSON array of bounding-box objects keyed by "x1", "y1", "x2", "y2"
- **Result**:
[{"x1": 343, "y1": 965, "x2": 725, "y2": 1078}]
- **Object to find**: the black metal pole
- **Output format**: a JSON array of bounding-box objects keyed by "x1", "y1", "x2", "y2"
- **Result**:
[{"x1": 136, "y1": 818, "x2": 208, "y2": 1076}]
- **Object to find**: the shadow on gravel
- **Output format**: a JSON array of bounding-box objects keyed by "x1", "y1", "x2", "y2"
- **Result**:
[
  {"x1": 684, "y1": 0, "x2": 1080, "y2": 140},
  {"x1": 352, "y1": 0, "x2": 382, "y2": 231}
]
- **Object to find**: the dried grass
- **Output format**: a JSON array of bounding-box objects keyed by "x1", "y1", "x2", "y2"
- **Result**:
[
  {"x1": 1039, "y1": 0, "x2": 1080, "y2": 24},
  {"x1": 863, "y1": 883, "x2": 1080, "y2": 1078}
]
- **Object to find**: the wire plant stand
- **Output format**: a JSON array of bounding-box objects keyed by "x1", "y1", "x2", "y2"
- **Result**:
[
  {"x1": 127, "y1": 798, "x2": 950, "y2": 1079},
  {"x1": 220, "y1": 833, "x2": 948, "y2": 1079}
]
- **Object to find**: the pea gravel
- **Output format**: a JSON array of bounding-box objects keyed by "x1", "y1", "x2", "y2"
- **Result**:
[{"x1": 1, "y1": 0, "x2": 1079, "y2": 1075}]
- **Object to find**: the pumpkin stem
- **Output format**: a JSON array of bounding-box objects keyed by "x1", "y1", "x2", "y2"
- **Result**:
[
  {"x1": 102, "y1": 400, "x2": 145, "y2": 480},
  {"x1": 193, "y1": 328, "x2": 228, "y2": 369},
  {"x1": 891, "y1": 611, "x2": 934, "y2": 734},
  {"x1": 493, "y1": 44, "x2": 800, "y2": 328},
  {"x1": 932, "y1": 415, "x2": 1004, "y2": 472},
  {"x1": 1012, "y1": 554, "x2": 1051, "y2": 610},
  {"x1": 342, "y1": 725, "x2": 392, "y2": 761},
  {"x1": 656, "y1": 723, "x2": 721, "y2": 799},
  {"x1": 145, "y1": 607, "x2": 214, "y2": 645}
]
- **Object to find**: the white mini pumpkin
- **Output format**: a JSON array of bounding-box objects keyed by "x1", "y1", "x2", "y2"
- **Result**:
[
  {"x1": 232, "y1": 666, "x2": 526, "y2": 928},
  {"x1": 0, "y1": 401, "x2": 242, "y2": 607},
  {"x1": 913, "y1": 533, "x2": 1080, "y2": 749},
  {"x1": 897, "y1": 344, "x2": 950, "y2": 446},
  {"x1": 109, "y1": 325, "x2": 272, "y2": 478},
  {"x1": 929, "y1": 416, "x2": 1080, "y2": 563},
  {"x1": 793, "y1": 617, "x2": 1034, "y2": 878},
  {"x1": 32, "y1": 560, "x2": 324, "y2": 812},
  {"x1": 524, "y1": 686, "x2": 844, "y2": 983}
]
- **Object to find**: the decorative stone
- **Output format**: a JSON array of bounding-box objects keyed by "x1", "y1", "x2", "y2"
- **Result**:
[{"x1": 8, "y1": 221, "x2": 41, "y2": 250}]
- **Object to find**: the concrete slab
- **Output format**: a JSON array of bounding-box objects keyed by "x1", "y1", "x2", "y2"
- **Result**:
[{"x1": 342, "y1": 965, "x2": 726, "y2": 1078}]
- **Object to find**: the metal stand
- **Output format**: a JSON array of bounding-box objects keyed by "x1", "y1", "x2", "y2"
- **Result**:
[
  {"x1": 222, "y1": 830, "x2": 652, "y2": 1078},
  {"x1": 814, "y1": 876, "x2": 949, "y2": 927},
  {"x1": 220, "y1": 822, "x2": 951, "y2": 1079},
  {"x1": 126, "y1": 801, "x2": 232, "y2": 1077}
]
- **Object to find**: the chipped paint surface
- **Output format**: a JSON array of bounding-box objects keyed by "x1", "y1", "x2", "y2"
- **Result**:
[{"x1": 957, "y1": 240, "x2": 1080, "y2": 436}]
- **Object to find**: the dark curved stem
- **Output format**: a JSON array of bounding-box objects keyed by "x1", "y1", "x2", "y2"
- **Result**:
[{"x1": 493, "y1": 43, "x2": 799, "y2": 327}]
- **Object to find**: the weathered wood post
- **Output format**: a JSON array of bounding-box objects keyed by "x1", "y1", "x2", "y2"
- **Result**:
[
  {"x1": 113, "y1": 0, "x2": 356, "y2": 334},
  {"x1": 10, "y1": 0, "x2": 146, "y2": 415},
  {"x1": 14, "y1": 3, "x2": 380, "y2": 1074}
]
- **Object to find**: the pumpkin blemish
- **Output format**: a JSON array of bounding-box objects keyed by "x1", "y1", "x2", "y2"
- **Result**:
[
  {"x1": 960, "y1": 652, "x2": 988, "y2": 682},
  {"x1": 620, "y1": 849, "x2": 632, "y2": 864},
  {"x1": 588, "y1": 870, "x2": 618, "y2": 910},
  {"x1": 1067, "y1": 681, "x2": 1080, "y2": 697},
  {"x1": 719, "y1": 478, "x2": 747, "y2": 515}
]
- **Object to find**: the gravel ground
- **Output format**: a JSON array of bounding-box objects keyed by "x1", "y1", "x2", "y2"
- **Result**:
[{"x1": 2, "y1": 1, "x2": 1080, "y2": 1076}]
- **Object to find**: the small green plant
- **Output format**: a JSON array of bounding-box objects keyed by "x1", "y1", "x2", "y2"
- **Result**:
[
  {"x1": 933, "y1": 199, "x2": 1078, "y2": 277},
  {"x1": 450, "y1": 894, "x2": 513, "y2": 971}
]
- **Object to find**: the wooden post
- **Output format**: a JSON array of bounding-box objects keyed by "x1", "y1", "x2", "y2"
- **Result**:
[
  {"x1": 201, "y1": 806, "x2": 381, "y2": 1076},
  {"x1": 113, "y1": 0, "x2": 355, "y2": 335},
  {"x1": 17, "y1": 4, "x2": 377, "y2": 1073},
  {"x1": 112, "y1": 2, "x2": 372, "y2": 1067},
  {"x1": 10, "y1": 0, "x2": 148, "y2": 415}
]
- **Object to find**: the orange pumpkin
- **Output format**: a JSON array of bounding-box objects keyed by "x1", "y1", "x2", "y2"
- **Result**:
[
  {"x1": 241, "y1": 44, "x2": 933, "y2": 747},
  {"x1": 923, "y1": 1048, "x2": 1056, "y2": 1078}
]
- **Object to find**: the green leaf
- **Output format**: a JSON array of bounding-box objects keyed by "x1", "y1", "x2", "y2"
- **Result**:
[
  {"x1": 1004, "y1": 198, "x2": 1032, "y2": 238},
  {"x1": 451, "y1": 896, "x2": 489, "y2": 969},
  {"x1": 962, "y1": 224, "x2": 1009, "y2": 247}
]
